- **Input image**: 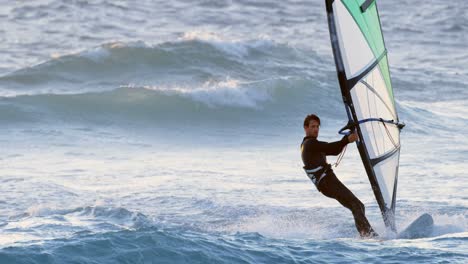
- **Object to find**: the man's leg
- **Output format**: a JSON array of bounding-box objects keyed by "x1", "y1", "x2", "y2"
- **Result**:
[
  {"x1": 334, "y1": 184, "x2": 377, "y2": 237},
  {"x1": 319, "y1": 174, "x2": 377, "y2": 237}
]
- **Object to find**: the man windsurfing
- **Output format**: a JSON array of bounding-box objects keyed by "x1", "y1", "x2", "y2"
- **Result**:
[{"x1": 301, "y1": 114, "x2": 378, "y2": 238}]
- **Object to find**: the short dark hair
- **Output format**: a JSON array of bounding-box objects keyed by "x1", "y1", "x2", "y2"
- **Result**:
[{"x1": 303, "y1": 114, "x2": 320, "y2": 127}]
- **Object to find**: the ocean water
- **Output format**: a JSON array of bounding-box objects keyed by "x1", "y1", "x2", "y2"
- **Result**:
[{"x1": 0, "y1": 0, "x2": 467, "y2": 263}]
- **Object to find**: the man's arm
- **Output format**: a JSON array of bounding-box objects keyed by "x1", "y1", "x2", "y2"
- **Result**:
[
  {"x1": 316, "y1": 132, "x2": 359, "y2": 155},
  {"x1": 315, "y1": 137, "x2": 348, "y2": 155}
]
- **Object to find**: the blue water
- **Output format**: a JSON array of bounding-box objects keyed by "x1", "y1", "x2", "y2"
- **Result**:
[{"x1": 0, "y1": 0, "x2": 467, "y2": 263}]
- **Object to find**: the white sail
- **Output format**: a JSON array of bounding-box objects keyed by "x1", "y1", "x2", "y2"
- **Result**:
[{"x1": 326, "y1": 0, "x2": 404, "y2": 231}]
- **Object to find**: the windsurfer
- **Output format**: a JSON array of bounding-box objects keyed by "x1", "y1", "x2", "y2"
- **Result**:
[{"x1": 301, "y1": 114, "x2": 378, "y2": 238}]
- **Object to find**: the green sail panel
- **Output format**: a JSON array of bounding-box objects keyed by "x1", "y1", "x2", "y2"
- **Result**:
[{"x1": 342, "y1": 0, "x2": 385, "y2": 60}]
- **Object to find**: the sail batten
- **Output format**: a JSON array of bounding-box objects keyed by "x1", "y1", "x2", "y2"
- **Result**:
[{"x1": 326, "y1": 0, "x2": 403, "y2": 231}]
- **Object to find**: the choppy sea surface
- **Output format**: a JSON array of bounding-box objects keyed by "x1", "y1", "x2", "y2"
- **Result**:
[{"x1": 0, "y1": 0, "x2": 467, "y2": 263}]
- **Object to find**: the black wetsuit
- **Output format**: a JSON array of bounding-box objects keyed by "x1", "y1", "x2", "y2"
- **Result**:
[{"x1": 301, "y1": 136, "x2": 377, "y2": 237}]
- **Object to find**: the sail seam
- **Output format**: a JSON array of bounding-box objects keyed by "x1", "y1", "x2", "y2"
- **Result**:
[
  {"x1": 348, "y1": 50, "x2": 386, "y2": 87},
  {"x1": 360, "y1": 80, "x2": 397, "y2": 120}
]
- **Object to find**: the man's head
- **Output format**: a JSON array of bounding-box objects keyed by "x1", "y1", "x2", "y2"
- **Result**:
[{"x1": 303, "y1": 114, "x2": 320, "y2": 138}]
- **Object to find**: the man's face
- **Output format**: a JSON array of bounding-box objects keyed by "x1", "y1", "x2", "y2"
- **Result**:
[{"x1": 304, "y1": 120, "x2": 320, "y2": 138}]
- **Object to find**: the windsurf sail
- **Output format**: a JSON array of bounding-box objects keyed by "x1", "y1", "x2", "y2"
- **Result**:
[{"x1": 325, "y1": 0, "x2": 404, "y2": 231}]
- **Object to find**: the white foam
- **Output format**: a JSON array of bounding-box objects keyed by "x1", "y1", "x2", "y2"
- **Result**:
[
  {"x1": 50, "y1": 41, "x2": 149, "y2": 63},
  {"x1": 180, "y1": 30, "x2": 274, "y2": 58},
  {"x1": 213, "y1": 208, "x2": 358, "y2": 240},
  {"x1": 431, "y1": 213, "x2": 467, "y2": 237},
  {"x1": 128, "y1": 77, "x2": 273, "y2": 108},
  {"x1": 0, "y1": 205, "x2": 150, "y2": 248}
]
